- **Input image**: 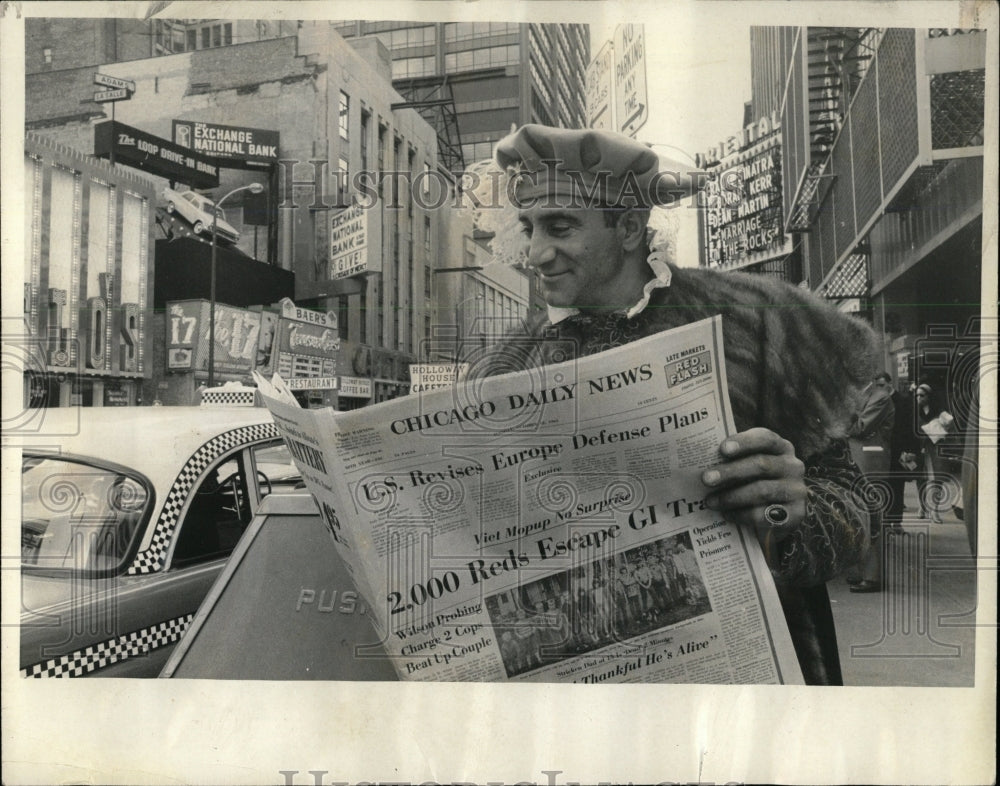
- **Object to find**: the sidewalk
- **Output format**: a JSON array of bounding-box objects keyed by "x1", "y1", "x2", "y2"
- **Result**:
[{"x1": 828, "y1": 481, "x2": 978, "y2": 686}]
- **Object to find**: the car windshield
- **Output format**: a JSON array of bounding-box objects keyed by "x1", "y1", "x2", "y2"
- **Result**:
[
  {"x1": 22, "y1": 456, "x2": 151, "y2": 572},
  {"x1": 253, "y1": 442, "x2": 302, "y2": 493}
]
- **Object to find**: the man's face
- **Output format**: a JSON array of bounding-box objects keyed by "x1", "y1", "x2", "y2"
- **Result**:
[{"x1": 518, "y1": 204, "x2": 632, "y2": 310}]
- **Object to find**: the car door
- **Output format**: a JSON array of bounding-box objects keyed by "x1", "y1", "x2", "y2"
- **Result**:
[
  {"x1": 96, "y1": 444, "x2": 267, "y2": 677},
  {"x1": 21, "y1": 442, "x2": 272, "y2": 678}
]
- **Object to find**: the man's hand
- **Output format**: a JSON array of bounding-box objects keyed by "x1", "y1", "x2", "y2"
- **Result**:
[{"x1": 700, "y1": 428, "x2": 807, "y2": 534}]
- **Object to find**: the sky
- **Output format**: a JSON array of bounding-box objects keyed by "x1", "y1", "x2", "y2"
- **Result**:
[
  {"x1": 587, "y1": 18, "x2": 753, "y2": 264},
  {"x1": 591, "y1": 19, "x2": 753, "y2": 161}
]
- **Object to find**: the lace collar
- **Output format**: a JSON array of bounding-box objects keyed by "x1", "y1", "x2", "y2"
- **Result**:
[{"x1": 547, "y1": 250, "x2": 673, "y2": 325}]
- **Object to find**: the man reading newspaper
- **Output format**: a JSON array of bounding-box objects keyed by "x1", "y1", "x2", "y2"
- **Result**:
[{"x1": 467, "y1": 124, "x2": 877, "y2": 685}]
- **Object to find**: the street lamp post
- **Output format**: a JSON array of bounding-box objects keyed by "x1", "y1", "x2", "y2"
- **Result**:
[{"x1": 208, "y1": 182, "x2": 264, "y2": 388}]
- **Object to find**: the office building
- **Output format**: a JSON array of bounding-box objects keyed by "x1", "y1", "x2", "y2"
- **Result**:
[{"x1": 330, "y1": 21, "x2": 590, "y2": 171}]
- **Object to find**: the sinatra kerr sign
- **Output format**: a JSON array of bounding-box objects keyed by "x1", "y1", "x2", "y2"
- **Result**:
[{"x1": 173, "y1": 120, "x2": 280, "y2": 166}]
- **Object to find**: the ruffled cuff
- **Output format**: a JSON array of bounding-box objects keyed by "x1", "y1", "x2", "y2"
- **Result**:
[{"x1": 766, "y1": 439, "x2": 871, "y2": 587}]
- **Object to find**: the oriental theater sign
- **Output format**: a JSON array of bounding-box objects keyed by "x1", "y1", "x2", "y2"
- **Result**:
[{"x1": 696, "y1": 112, "x2": 792, "y2": 271}]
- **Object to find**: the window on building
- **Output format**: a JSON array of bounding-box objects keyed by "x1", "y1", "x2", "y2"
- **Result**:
[
  {"x1": 360, "y1": 285, "x2": 368, "y2": 344},
  {"x1": 393, "y1": 138, "x2": 402, "y2": 205},
  {"x1": 360, "y1": 111, "x2": 370, "y2": 172},
  {"x1": 445, "y1": 45, "x2": 519, "y2": 73},
  {"x1": 223, "y1": 23, "x2": 233, "y2": 46},
  {"x1": 393, "y1": 299, "x2": 400, "y2": 351},
  {"x1": 391, "y1": 56, "x2": 435, "y2": 79},
  {"x1": 42, "y1": 47, "x2": 52, "y2": 65},
  {"x1": 461, "y1": 140, "x2": 495, "y2": 163},
  {"x1": 337, "y1": 156, "x2": 349, "y2": 205},
  {"x1": 409, "y1": 308, "x2": 416, "y2": 355},
  {"x1": 407, "y1": 148, "x2": 416, "y2": 219},
  {"x1": 424, "y1": 216, "x2": 432, "y2": 250},
  {"x1": 338, "y1": 296, "x2": 349, "y2": 340},
  {"x1": 377, "y1": 123, "x2": 387, "y2": 198},
  {"x1": 186, "y1": 29, "x2": 197, "y2": 51},
  {"x1": 339, "y1": 91, "x2": 350, "y2": 139},
  {"x1": 212, "y1": 24, "x2": 222, "y2": 47},
  {"x1": 424, "y1": 265, "x2": 432, "y2": 298},
  {"x1": 422, "y1": 162, "x2": 432, "y2": 197}
]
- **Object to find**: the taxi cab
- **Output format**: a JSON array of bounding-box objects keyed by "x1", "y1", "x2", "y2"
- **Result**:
[{"x1": 16, "y1": 406, "x2": 298, "y2": 677}]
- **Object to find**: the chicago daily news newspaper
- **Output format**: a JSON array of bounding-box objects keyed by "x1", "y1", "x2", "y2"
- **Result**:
[{"x1": 254, "y1": 316, "x2": 804, "y2": 684}]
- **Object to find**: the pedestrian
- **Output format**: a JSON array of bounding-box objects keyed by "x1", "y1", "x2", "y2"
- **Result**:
[
  {"x1": 845, "y1": 371, "x2": 895, "y2": 593},
  {"x1": 915, "y1": 383, "x2": 954, "y2": 523},
  {"x1": 886, "y1": 380, "x2": 921, "y2": 533},
  {"x1": 469, "y1": 124, "x2": 878, "y2": 684},
  {"x1": 848, "y1": 372, "x2": 896, "y2": 474}
]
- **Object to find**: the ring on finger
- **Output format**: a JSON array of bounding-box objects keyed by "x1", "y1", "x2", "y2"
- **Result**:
[{"x1": 763, "y1": 504, "x2": 790, "y2": 527}]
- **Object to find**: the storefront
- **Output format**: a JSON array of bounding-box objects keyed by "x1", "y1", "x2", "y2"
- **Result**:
[
  {"x1": 338, "y1": 340, "x2": 412, "y2": 409},
  {"x1": 256, "y1": 298, "x2": 340, "y2": 408}
]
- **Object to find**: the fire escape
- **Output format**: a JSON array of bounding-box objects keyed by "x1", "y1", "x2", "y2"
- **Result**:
[
  {"x1": 788, "y1": 28, "x2": 880, "y2": 301},
  {"x1": 789, "y1": 28, "x2": 880, "y2": 233}
]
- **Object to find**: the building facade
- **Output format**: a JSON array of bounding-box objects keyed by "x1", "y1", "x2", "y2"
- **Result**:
[
  {"x1": 22, "y1": 133, "x2": 157, "y2": 407},
  {"x1": 24, "y1": 19, "x2": 539, "y2": 406},
  {"x1": 330, "y1": 21, "x2": 590, "y2": 169},
  {"x1": 748, "y1": 27, "x2": 986, "y2": 392}
]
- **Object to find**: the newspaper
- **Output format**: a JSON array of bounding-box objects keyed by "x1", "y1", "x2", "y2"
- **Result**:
[{"x1": 255, "y1": 316, "x2": 804, "y2": 684}]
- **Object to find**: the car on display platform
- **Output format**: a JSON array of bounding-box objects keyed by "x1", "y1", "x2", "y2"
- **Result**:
[
  {"x1": 161, "y1": 187, "x2": 240, "y2": 245},
  {"x1": 17, "y1": 405, "x2": 302, "y2": 678}
]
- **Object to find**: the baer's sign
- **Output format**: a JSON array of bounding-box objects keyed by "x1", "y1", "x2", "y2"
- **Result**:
[
  {"x1": 94, "y1": 120, "x2": 219, "y2": 188},
  {"x1": 173, "y1": 120, "x2": 280, "y2": 167}
]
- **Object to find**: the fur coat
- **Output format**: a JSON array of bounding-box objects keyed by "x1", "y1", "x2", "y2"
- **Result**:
[{"x1": 472, "y1": 263, "x2": 880, "y2": 684}]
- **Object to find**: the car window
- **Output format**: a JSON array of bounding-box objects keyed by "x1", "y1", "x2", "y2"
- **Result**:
[
  {"x1": 21, "y1": 456, "x2": 151, "y2": 572},
  {"x1": 172, "y1": 452, "x2": 254, "y2": 569},
  {"x1": 252, "y1": 441, "x2": 303, "y2": 496},
  {"x1": 182, "y1": 192, "x2": 197, "y2": 205}
]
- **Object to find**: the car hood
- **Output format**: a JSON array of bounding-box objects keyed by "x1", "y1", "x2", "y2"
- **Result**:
[{"x1": 215, "y1": 219, "x2": 239, "y2": 238}]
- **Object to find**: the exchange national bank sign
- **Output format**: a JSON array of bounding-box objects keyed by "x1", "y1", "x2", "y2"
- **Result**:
[
  {"x1": 173, "y1": 120, "x2": 280, "y2": 168},
  {"x1": 696, "y1": 112, "x2": 791, "y2": 270},
  {"x1": 329, "y1": 200, "x2": 374, "y2": 280}
]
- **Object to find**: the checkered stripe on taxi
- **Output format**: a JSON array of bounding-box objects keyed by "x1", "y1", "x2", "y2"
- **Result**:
[
  {"x1": 22, "y1": 613, "x2": 194, "y2": 678},
  {"x1": 128, "y1": 422, "x2": 279, "y2": 575},
  {"x1": 202, "y1": 389, "x2": 257, "y2": 406}
]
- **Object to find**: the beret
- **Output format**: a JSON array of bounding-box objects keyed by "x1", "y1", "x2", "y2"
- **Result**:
[{"x1": 494, "y1": 124, "x2": 697, "y2": 208}]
